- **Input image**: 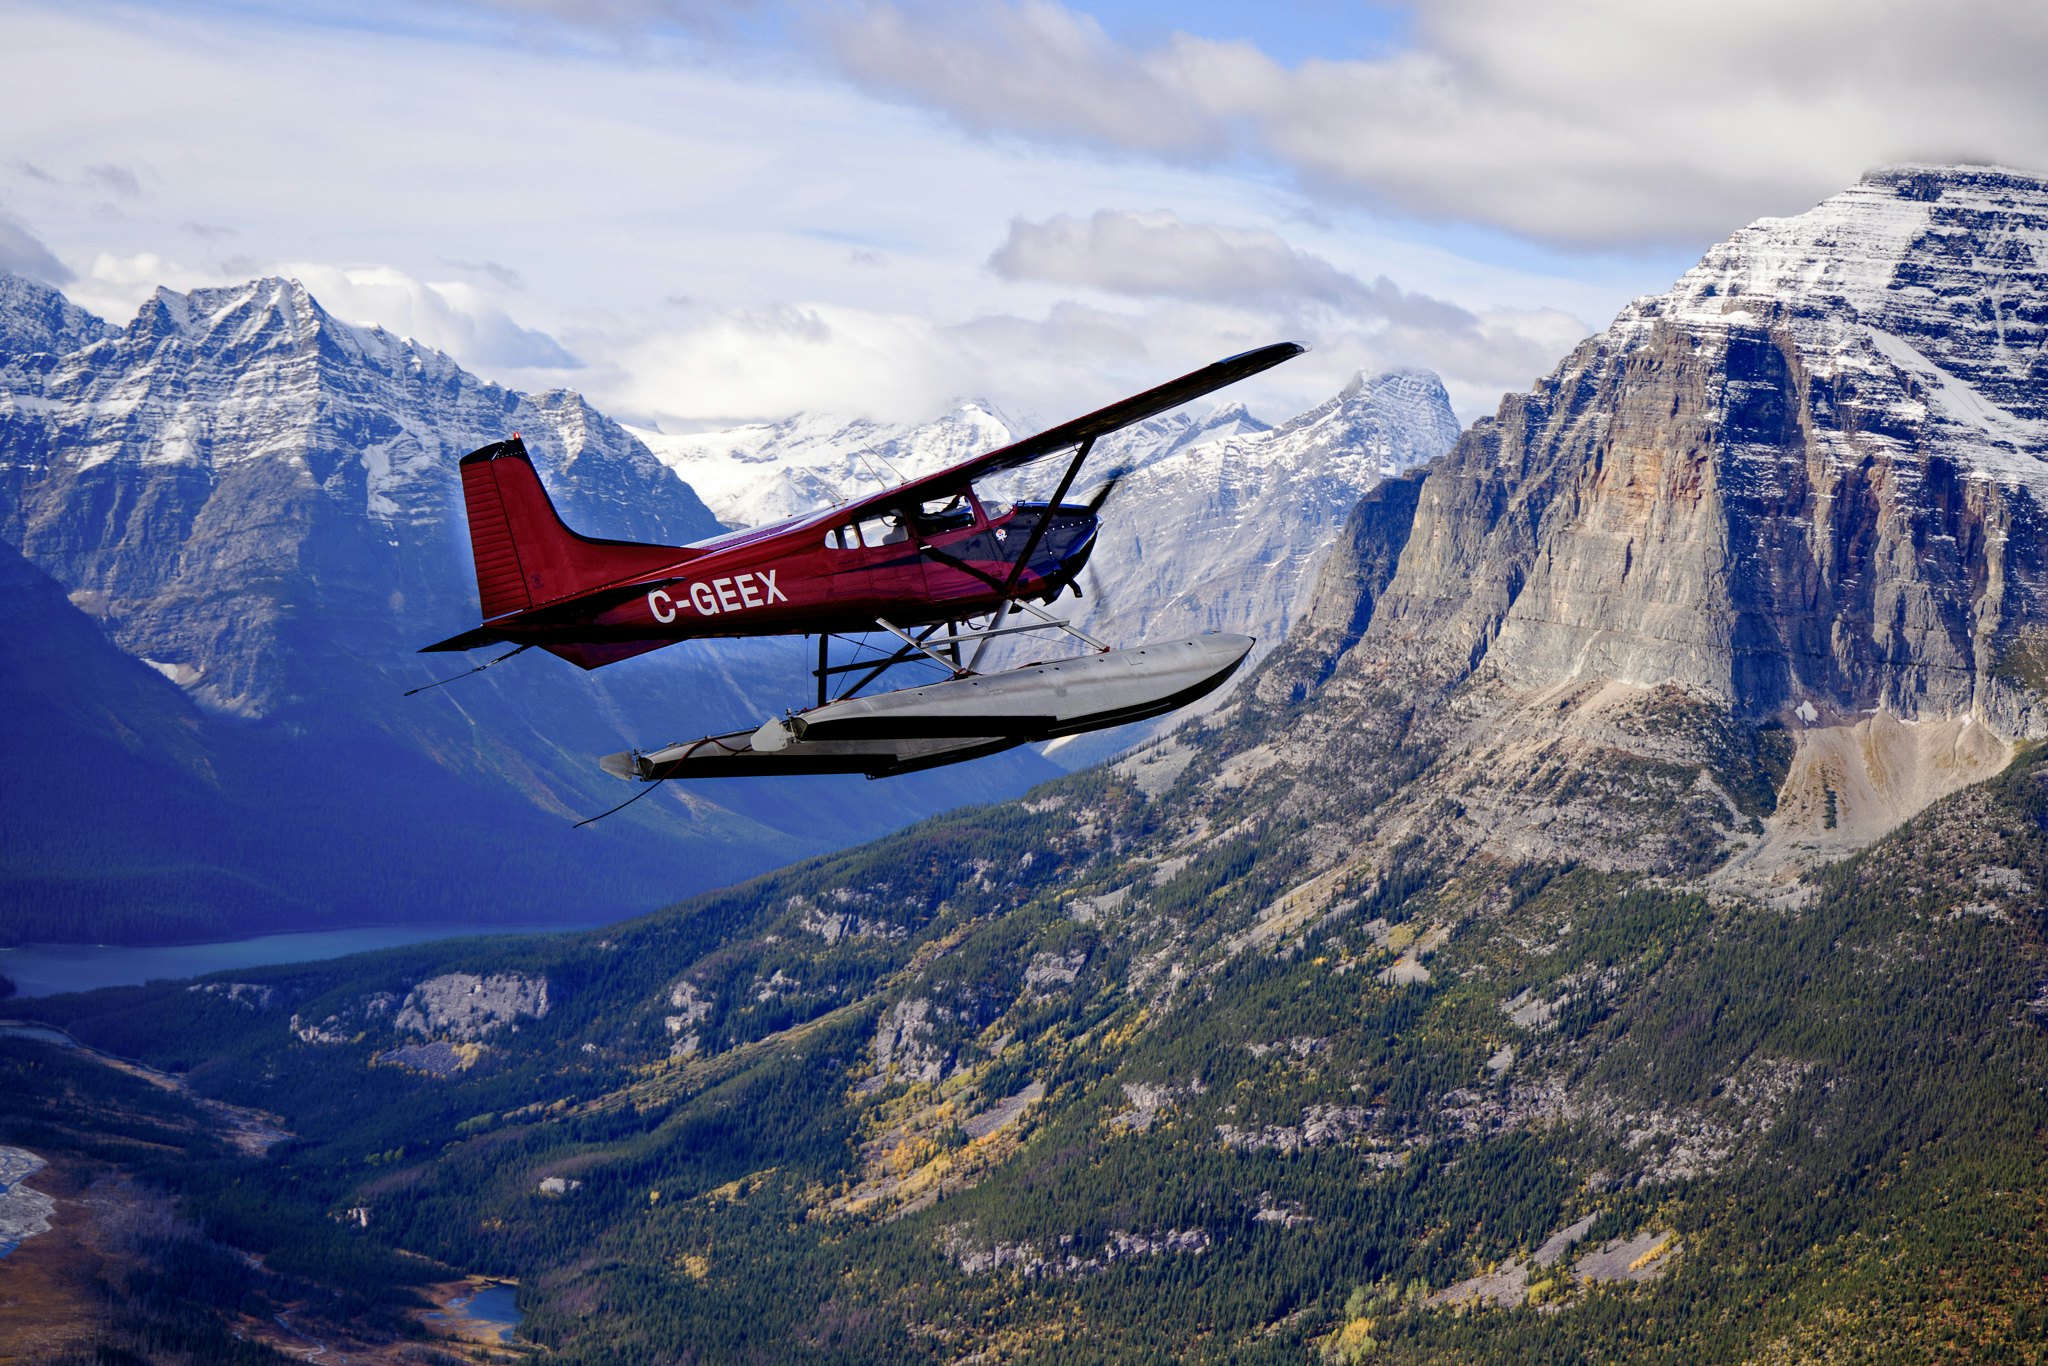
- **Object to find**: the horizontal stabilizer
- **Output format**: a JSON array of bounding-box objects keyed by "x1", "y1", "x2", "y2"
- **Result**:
[{"x1": 420, "y1": 625, "x2": 506, "y2": 653}]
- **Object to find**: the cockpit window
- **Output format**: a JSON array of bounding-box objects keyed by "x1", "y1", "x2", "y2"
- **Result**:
[
  {"x1": 856, "y1": 513, "x2": 909, "y2": 547},
  {"x1": 824, "y1": 524, "x2": 857, "y2": 551},
  {"x1": 913, "y1": 495, "x2": 975, "y2": 534}
]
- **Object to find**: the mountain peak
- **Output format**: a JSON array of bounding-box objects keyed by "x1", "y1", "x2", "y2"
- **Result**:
[
  {"x1": 1258, "y1": 166, "x2": 2048, "y2": 886},
  {"x1": 1634, "y1": 159, "x2": 2048, "y2": 459},
  {"x1": 1860, "y1": 161, "x2": 2048, "y2": 199},
  {"x1": 0, "y1": 270, "x2": 113, "y2": 359}
]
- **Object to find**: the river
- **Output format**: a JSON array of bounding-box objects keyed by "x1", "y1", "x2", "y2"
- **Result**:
[{"x1": 0, "y1": 922, "x2": 586, "y2": 998}]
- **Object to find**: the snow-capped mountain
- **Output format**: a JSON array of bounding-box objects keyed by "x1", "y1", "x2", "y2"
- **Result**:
[
  {"x1": 1075, "y1": 369, "x2": 1460, "y2": 659},
  {"x1": 636, "y1": 367, "x2": 1461, "y2": 757},
  {"x1": 0, "y1": 275, "x2": 721, "y2": 720},
  {"x1": 628, "y1": 395, "x2": 1278, "y2": 533},
  {"x1": 0, "y1": 271, "x2": 112, "y2": 359},
  {"x1": 634, "y1": 403, "x2": 1021, "y2": 532},
  {"x1": 0, "y1": 272, "x2": 1056, "y2": 943},
  {"x1": 1244, "y1": 163, "x2": 2048, "y2": 883}
]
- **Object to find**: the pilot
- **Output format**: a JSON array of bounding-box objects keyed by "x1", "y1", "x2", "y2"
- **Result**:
[{"x1": 912, "y1": 497, "x2": 974, "y2": 535}]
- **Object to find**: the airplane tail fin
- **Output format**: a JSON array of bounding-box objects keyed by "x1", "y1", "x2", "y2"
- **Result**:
[{"x1": 457, "y1": 437, "x2": 690, "y2": 620}]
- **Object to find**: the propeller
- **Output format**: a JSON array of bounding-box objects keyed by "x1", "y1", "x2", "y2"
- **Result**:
[
  {"x1": 1064, "y1": 463, "x2": 1133, "y2": 612},
  {"x1": 1081, "y1": 464, "x2": 1129, "y2": 515}
]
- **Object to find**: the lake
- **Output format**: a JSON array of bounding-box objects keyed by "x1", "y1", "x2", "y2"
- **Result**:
[{"x1": 0, "y1": 923, "x2": 586, "y2": 998}]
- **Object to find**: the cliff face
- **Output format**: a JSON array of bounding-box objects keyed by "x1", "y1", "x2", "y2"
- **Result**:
[
  {"x1": 1384, "y1": 168, "x2": 2048, "y2": 719},
  {"x1": 1250, "y1": 166, "x2": 2048, "y2": 879},
  {"x1": 1082, "y1": 369, "x2": 1459, "y2": 659}
]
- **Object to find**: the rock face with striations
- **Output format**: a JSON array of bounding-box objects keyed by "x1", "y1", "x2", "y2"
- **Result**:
[
  {"x1": 0, "y1": 275, "x2": 720, "y2": 719},
  {"x1": 1244, "y1": 166, "x2": 2048, "y2": 879},
  {"x1": 1080, "y1": 369, "x2": 1460, "y2": 663}
]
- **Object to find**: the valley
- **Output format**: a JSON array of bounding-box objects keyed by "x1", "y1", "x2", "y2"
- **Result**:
[{"x1": 5, "y1": 164, "x2": 2048, "y2": 1362}]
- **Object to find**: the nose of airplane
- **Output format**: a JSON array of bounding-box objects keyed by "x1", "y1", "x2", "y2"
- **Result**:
[{"x1": 1055, "y1": 517, "x2": 1098, "y2": 580}]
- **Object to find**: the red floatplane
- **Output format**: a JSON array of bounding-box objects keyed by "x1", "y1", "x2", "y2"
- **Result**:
[{"x1": 421, "y1": 342, "x2": 1305, "y2": 780}]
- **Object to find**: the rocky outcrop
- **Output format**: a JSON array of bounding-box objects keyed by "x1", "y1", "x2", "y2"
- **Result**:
[
  {"x1": 1077, "y1": 369, "x2": 1460, "y2": 669},
  {"x1": 866, "y1": 997, "x2": 948, "y2": 1084},
  {"x1": 394, "y1": 972, "x2": 548, "y2": 1040},
  {"x1": 0, "y1": 274, "x2": 112, "y2": 361},
  {"x1": 0, "y1": 1147, "x2": 54, "y2": 1256}
]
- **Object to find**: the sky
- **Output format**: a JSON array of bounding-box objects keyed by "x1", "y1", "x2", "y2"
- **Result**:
[{"x1": 2, "y1": 0, "x2": 2044, "y2": 429}]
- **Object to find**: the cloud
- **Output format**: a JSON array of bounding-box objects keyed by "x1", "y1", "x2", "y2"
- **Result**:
[
  {"x1": 819, "y1": 0, "x2": 2048, "y2": 246},
  {"x1": 598, "y1": 274, "x2": 1577, "y2": 433},
  {"x1": 431, "y1": 0, "x2": 762, "y2": 31},
  {"x1": 439, "y1": 256, "x2": 525, "y2": 289},
  {"x1": 825, "y1": 0, "x2": 1221, "y2": 158},
  {"x1": 989, "y1": 209, "x2": 1473, "y2": 329},
  {"x1": 83, "y1": 163, "x2": 142, "y2": 198},
  {"x1": 605, "y1": 301, "x2": 978, "y2": 428},
  {"x1": 0, "y1": 208, "x2": 71, "y2": 283},
  {"x1": 282, "y1": 264, "x2": 579, "y2": 370},
  {"x1": 0, "y1": 2, "x2": 1643, "y2": 429}
]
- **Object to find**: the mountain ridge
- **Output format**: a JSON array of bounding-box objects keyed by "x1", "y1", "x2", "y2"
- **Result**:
[{"x1": 0, "y1": 270, "x2": 1066, "y2": 942}]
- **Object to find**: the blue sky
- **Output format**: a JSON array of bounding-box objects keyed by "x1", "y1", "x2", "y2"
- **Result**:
[{"x1": 2, "y1": 0, "x2": 2042, "y2": 428}]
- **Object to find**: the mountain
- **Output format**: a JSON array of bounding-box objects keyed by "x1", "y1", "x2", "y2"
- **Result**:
[
  {"x1": 637, "y1": 367, "x2": 1460, "y2": 762},
  {"x1": 634, "y1": 401, "x2": 1024, "y2": 532},
  {"x1": 1051, "y1": 369, "x2": 1459, "y2": 758},
  {"x1": 12, "y1": 167, "x2": 2048, "y2": 1363},
  {"x1": 0, "y1": 272, "x2": 112, "y2": 360},
  {"x1": 1247, "y1": 163, "x2": 2048, "y2": 885},
  {"x1": 0, "y1": 273, "x2": 1058, "y2": 944}
]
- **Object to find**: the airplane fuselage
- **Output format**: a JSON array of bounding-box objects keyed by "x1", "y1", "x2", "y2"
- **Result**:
[{"x1": 490, "y1": 497, "x2": 1098, "y2": 655}]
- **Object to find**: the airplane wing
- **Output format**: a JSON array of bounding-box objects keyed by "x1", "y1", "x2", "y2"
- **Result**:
[{"x1": 831, "y1": 341, "x2": 1306, "y2": 520}]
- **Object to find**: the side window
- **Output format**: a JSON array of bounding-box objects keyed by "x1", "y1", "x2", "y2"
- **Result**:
[
  {"x1": 856, "y1": 514, "x2": 908, "y2": 547},
  {"x1": 823, "y1": 524, "x2": 857, "y2": 551}
]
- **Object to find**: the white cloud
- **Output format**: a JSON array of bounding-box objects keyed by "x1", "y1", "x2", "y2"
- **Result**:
[
  {"x1": 824, "y1": 0, "x2": 1221, "y2": 158},
  {"x1": 989, "y1": 209, "x2": 1474, "y2": 329},
  {"x1": 2, "y1": 3, "x2": 1674, "y2": 430},
  {"x1": 77, "y1": 250, "x2": 220, "y2": 314},
  {"x1": 282, "y1": 265, "x2": 578, "y2": 371},
  {"x1": 607, "y1": 302, "x2": 976, "y2": 428},
  {"x1": 822, "y1": 0, "x2": 2048, "y2": 246}
]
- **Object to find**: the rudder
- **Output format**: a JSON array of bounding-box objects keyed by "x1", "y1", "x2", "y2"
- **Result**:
[{"x1": 458, "y1": 437, "x2": 690, "y2": 620}]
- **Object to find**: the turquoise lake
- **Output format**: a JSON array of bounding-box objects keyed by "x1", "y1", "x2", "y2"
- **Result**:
[{"x1": 0, "y1": 923, "x2": 586, "y2": 998}]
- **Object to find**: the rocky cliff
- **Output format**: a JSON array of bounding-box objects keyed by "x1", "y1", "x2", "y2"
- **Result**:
[{"x1": 1242, "y1": 165, "x2": 2048, "y2": 881}]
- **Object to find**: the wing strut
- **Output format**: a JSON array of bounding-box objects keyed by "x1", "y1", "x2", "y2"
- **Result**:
[{"x1": 403, "y1": 643, "x2": 532, "y2": 696}]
